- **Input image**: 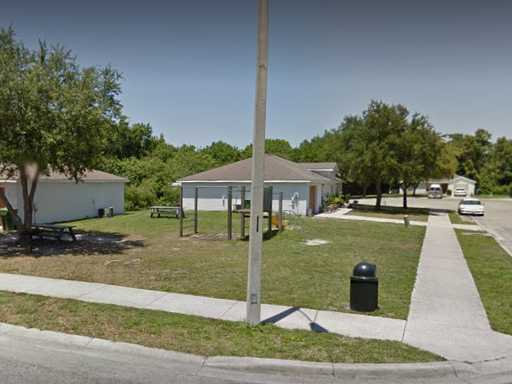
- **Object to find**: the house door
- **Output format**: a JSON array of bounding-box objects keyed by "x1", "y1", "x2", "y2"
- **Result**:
[
  {"x1": 0, "y1": 187, "x2": 5, "y2": 208},
  {"x1": 309, "y1": 185, "x2": 317, "y2": 215}
]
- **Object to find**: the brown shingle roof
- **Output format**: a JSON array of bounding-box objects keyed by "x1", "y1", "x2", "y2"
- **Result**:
[{"x1": 179, "y1": 155, "x2": 334, "y2": 183}]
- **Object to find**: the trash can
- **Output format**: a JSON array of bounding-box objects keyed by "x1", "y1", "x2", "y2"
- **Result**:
[
  {"x1": 98, "y1": 208, "x2": 105, "y2": 218},
  {"x1": 107, "y1": 207, "x2": 114, "y2": 217},
  {"x1": 350, "y1": 262, "x2": 378, "y2": 312}
]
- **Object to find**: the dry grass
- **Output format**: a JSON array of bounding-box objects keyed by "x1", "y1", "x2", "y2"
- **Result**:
[
  {"x1": 0, "y1": 210, "x2": 425, "y2": 319},
  {"x1": 0, "y1": 291, "x2": 442, "y2": 363}
]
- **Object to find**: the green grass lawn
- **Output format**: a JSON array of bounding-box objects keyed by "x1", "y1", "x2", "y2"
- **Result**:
[
  {"x1": 456, "y1": 230, "x2": 512, "y2": 335},
  {"x1": 449, "y1": 212, "x2": 475, "y2": 225},
  {"x1": 0, "y1": 210, "x2": 425, "y2": 319},
  {"x1": 0, "y1": 291, "x2": 442, "y2": 363}
]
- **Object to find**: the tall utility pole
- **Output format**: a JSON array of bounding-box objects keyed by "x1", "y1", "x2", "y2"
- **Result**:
[{"x1": 246, "y1": 0, "x2": 269, "y2": 326}]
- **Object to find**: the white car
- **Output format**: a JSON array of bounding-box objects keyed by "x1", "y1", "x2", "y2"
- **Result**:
[{"x1": 458, "y1": 198, "x2": 485, "y2": 216}]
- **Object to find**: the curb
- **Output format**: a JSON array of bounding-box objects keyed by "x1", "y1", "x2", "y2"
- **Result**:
[
  {"x1": 204, "y1": 356, "x2": 464, "y2": 379},
  {"x1": 2, "y1": 322, "x2": 511, "y2": 380}
]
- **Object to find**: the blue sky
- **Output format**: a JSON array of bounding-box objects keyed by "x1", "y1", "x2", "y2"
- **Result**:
[{"x1": 2, "y1": 0, "x2": 511, "y2": 147}]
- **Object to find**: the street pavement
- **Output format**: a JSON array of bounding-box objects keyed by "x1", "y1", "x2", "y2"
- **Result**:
[{"x1": 473, "y1": 199, "x2": 512, "y2": 256}]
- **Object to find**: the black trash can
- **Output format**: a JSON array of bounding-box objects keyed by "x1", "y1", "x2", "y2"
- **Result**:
[
  {"x1": 98, "y1": 208, "x2": 105, "y2": 218},
  {"x1": 350, "y1": 262, "x2": 378, "y2": 312}
]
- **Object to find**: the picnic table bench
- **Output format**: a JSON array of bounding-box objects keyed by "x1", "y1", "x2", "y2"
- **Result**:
[
  {"x1": 150, "y1": 206, "x2": 184, "y2": 218},
  {"x1": 31, "y1": 224, "x2": 77, "y2": 242}
]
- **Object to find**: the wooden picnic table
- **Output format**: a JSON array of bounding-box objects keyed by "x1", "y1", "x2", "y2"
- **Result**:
[
  {"x1": 31, "y1": 224, "x2": 77, "y2": 242},
  {"x1": 150, "y1": 206, "x2": 184, "y2": 218}
]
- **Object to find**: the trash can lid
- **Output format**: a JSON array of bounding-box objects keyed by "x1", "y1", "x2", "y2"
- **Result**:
[{"x1": 353, "y1": 262, "x2": 377, "y2": 278}]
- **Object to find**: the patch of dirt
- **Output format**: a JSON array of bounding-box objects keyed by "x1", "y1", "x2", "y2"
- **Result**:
[
  {"x1": 189, "y1": 233, "x2": 229, "y2": 241},
  {"x1": 304, "y1": 239, "x2": 330, "y2": 246},
  {"x1": 0, "y1": 232, "x2": 145, "y2": 258}
]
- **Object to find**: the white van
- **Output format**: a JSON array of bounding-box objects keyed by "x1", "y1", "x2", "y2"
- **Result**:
[{"x1": 428, "y1": 184, "x2": 443, "y2": 199}]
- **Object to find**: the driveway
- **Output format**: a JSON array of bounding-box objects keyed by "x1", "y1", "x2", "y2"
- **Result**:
[{"x1": 357, "y1": 196, "x2": 512, "y2": 255}]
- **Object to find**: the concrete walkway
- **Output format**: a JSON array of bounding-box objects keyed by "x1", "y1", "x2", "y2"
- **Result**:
[
  {"x1": 0, "y1": 273, "x2": 405, "y2": 342},
  {"x1": 403, "y1": 214, "x2": 512, "y2": 362},
  {"x1": 315, "y1": 209, "x2": 428, "y2": 227},
  {"x1": 316, "y1": 209, "x2": 482, "y2": 232}
]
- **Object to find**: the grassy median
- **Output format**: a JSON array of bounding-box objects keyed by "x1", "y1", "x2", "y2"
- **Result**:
[
  {"x1": 456, "y1": 230, "x2": 512, "y2": 335},
  {"x1": 0, "y1": 291, "x2": 442, "y2": 363},
  {"x1": 0, "y1": 211, "x2": 425, "y2": 319}
]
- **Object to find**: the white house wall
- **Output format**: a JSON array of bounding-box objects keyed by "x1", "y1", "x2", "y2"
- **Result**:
[
  {"x1": 0, "y1": 182, "x2": 19, "y2": 210},
  {"x1": 23, "y1": 181, "x2": 125, "y2": 224},
  {"x1": 182, "y1": 182, "x2": 310, "y2": 215}
]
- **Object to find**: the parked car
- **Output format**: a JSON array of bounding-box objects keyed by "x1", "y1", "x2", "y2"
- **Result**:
[
  {"x1": 454, "y1": 187, "x2": 467, "y2": 197},
  {"x1": 428, "y1": 184, "x2": 443, "y2": 199},
  {"x1": 458, "y1": 198, "x2": 485, "y2": 216}
]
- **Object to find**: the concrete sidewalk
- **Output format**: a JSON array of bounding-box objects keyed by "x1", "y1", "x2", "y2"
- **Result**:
[
  {"x1": 403, "y1": 214, "x2": 512, "y2": 362},
  {"x1": 315, "y1": 209, "x2": 428, "y2": 227},
  {"x1": 0, "y1": 272, "x2": 405, "y2": 342},
  {"x1": 316, "y1": 209, "x2": 482, "y2": 232}
]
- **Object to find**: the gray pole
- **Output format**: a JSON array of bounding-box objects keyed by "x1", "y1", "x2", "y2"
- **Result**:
[
  {"x1": 194, "y1": 187, "x2": 198, "y2": 234},
  {"x1": 227, "y1": 186, "x2": 233, "y2": 240},
  {"x1": 246, "y1": 0, "x2": 269, "y2": 326},
  {"x1": 179, "y1": 185, "x2": 184, "y2": 237}
]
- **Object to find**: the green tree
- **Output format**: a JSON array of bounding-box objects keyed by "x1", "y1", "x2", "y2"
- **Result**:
[
  {"x1": 447, "y1": 129, "x2": 492, "y2": 183},
  {"x1": 0, "y1": 28, "x2": 121, "y2": 246},
  {"x1": 203, "y1": 141, "x2": 241, "y2": 165},
  {"x1": 242, "y1": 138, "x2": 295, "y2": 159},
  {"x1": 339, "y1": 101, "x2": 408, "y2": 209},
  {"x1": 395, "y1": 115, "x2": 443, "y2": 208}
]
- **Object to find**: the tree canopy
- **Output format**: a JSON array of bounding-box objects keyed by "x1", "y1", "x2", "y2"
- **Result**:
[{"x1": 0, "y1": 27, "x2": 121, "y2": 240}]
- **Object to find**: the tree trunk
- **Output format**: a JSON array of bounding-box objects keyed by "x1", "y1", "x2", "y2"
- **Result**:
[
  {"x1": 18, "y1": 167, "x2": 40, "y2": 254},
  {"x1": 362, "y1": 184, "x2": 368, "y2": 198},
  {"x1": 403, "y1": 184, "x2": 408, "y2": 209},
  {"x1": 375, "y1": 180, "x2": 382, "y2": 210}
]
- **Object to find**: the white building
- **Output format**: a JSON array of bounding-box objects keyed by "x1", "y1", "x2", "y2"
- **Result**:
[
  {"x1": 401, "y1": 174, "x2": 477, "y2": 197},
  {"x1": 0, "y1": 170, "x2": 128, "y2": 224},
  {"x1": 176, "y1": 155, "x2": 341, "y2": 216}
]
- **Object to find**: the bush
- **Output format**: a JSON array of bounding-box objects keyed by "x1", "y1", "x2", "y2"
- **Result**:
[
  {"x1": 125, "y1": 185, "x2": 156, "y2": 211},
  {"x1": 509, "y1": 184, "x2": 512, "y2": 197},
  {"x1": 324, "y1": 194, "x2": 345, "y2": 212}
]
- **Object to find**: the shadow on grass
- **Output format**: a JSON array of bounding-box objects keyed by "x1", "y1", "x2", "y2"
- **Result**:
[
  {"x1": 260, "y1": 306, "x2": 330, "y2": 334},
  {"x1": 0, "y1": 230, "x2": 144, "y2": 258}
]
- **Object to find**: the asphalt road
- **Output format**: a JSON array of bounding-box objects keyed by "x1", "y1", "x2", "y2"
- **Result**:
[
  {"x1": 473, "y1": 199, "x2": 512, "y2": 256},
  {"x1": 357, "y1": 196, "x2": 512, "y2": 256},
  {"x1": 0, "y1": 330, "x2": 314, "y2": 384}
]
